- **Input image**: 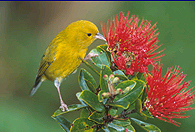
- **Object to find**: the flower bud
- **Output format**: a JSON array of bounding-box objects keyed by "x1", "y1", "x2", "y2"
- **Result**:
[
  {"x1": 112, "y1": 77, "x2": 120, "y2": 83},
  {"x1": 103, "y1": 74, "x2": 108, "y2": 80},
  {"x1": 116, "y1": 88, "x2": 122, "y2": 94},
  {"x1": 123, "y1": 87, "x2": 131, "y2": 93},
  {"x1": 109, "y1": 74, "x2": 115, "y2": 82},
  {"x1": 102, "y1": 92, "x2": 111, "y2": 98}
]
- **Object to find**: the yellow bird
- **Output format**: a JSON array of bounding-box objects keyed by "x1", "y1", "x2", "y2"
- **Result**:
[{"x1": 30, "y1": 20, "x2": 105, "y2": 111}]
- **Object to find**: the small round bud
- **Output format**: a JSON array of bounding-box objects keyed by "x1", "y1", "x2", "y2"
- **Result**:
[
  {"x1": 103, "y1": 74, "x2": 108, "y2": 80},
  {"x1": 124, "y1": 87, "x2": 131, "y2": 93},
  {"x1": 109, "y1": 74, "x2": 115, "y2": 81},
  {"x1": 102, "y1": 92, "x2": 111, "y2": 98},
  {"x1": 116, "y1": 88, "x2": 122, "y2": 94},
  {"x1": 113, "y1": 77, "x2": 120, "y2": 83}
]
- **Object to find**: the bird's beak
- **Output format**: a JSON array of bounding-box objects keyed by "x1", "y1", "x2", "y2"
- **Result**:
[{"x1": 94, "y1": 32, "x2": 106, "y2": 41}]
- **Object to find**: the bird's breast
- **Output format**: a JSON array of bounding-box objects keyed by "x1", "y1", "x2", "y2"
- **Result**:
[{"x1": 44, "y1": 47, "x2": 88, "y2": 82}]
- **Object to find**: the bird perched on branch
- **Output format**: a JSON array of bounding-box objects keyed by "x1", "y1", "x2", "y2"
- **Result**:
[{"x1": 30, "y1": 20, "x2": 105, "y2": 111}]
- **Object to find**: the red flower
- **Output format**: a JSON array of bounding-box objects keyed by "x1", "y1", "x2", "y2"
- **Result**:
[
  {"x1": 144, "y1": 62, "x2": 195, "y2": 126},
  {"x1": 101, "y1": 11, "x2": 164, "y2": 75}
]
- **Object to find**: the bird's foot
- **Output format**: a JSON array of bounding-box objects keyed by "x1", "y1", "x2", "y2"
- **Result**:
[
  {"x1": 84, "y1": 52, "x2": 99, "y2": 62},
  {"x1": 59, "y1": 102, "x2": 69, "y2": 112}
]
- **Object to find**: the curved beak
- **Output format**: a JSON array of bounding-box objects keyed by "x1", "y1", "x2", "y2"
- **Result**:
[{"x1": 94, "y1": 32, "x2": 106, "y2": 41}]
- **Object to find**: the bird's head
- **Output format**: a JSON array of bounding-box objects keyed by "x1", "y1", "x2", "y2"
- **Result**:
[{"x1": 62, "y1": 20, "x2": 106, "y2": 49}]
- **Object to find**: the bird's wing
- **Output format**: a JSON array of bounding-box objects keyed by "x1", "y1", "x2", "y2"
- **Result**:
[
  {"x1": 30, "y1": 43, "x2": 58, "y2": 96},
  {"x1": 35, "y1": 44, "x2": 57, "y2": 83}
]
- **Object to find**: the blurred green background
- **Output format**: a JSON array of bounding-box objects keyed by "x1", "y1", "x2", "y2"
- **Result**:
[{"x1": 1, "y1": 1, "x2": 194, "y2": 132}]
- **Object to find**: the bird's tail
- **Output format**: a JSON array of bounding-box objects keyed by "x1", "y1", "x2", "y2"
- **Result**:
[{"x1": 30, "y1": 76, "x2": 43, "y2": 97}]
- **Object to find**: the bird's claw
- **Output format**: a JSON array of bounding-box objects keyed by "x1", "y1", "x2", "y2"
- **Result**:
[{"x1": 60, "y1": 103, "x2": 69, "y2": 112}]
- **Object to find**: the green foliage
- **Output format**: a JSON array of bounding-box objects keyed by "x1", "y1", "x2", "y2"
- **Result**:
[
  {"x1": 52, "y1": 115, "x2": 72, "y2": 132},
  {"x1": 78, "y1": 68, "x2": 97, "y2": 93},
  {"x1": 131, "y1": 118, "x2": 161, "y2": 132},
  {"x1": 52, "y1": 44, "x2": 161, "y2": 132}
]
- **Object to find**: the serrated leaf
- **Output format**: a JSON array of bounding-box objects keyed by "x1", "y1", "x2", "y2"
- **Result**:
[
  {"x1": 79, "y1": 90, "x2": 105, "y2": 112},
  {"x1": 70, "y1": 118, "x2": 96, "y2": 132},
  {"x1": 52, "y1": 115, "x2": 71, "y2": 132},
  {"x1": 113, "y1": 80, "x2": 145, "y2": 109},
  {"x1": 131, "y1": 118, "x2": 161, "y2": 132},
  {"x1": 52, "y1": 104, "x2": 86, "y2": 117},
  {"x1": 90, "y1": 44, "x2": 111, "y2": 68},
  {"x1": 80, "y1": 109, "x2": 90, "y2": 118},
  {"x1": 88, "y1": 111, "x2": 105, "y2": 124},
  {"x1": 79, "y1": 68, "x2": 97, "y2": 93}
]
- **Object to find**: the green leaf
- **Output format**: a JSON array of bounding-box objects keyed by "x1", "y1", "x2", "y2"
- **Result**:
[
  {"x1": 135, "y1": 99, "x2": 147, "y2": 120},
  {"x1": 99, "y1": 65, "x2": 113, "y2": 102},
  {"x1": 98, "y1": 91, "x2": 106, "y2": 103},
  {"x1": 102, "y1": 124, "x2": 135, "y2": 132},
  {"x1": 101, "y1": 126, "x2": 110, "y2": 132},
  {"x1": 140, "y1": 88, "x2": 147, "y2": 102},
  {"x1": 78, "y1": 68, "x2": 97, "y2": 93},
  {"x1": 126, "y1": 125, "x2": 135, "y2": 132},
  {"x1": 136, "y1": 73, "x2": 146, "y2": 82},
  {"x1": 114, "y1": 80, "x2": 136, "y2": 100},
  {"x1": 100, "y1": 65, "x2": 113, "y2": 91},
  {"x1": 81, "y1": 58, "x2": 100, "y2": 76},
  {"x1": 88, "y1": 111, "x2": 105, "y2": 124},
  {"x1": 108, "y1": 101, "x2": 130, "y2": 109},
  {"x1": 141, "y1": 110, "x2": 154, "y2": 119},
  {"x1": 76, "y1": 92, "x2": 88, "y2": 106},
  {"x1": 80, "y1": 109, "x2": 90, "y2": 118},
  {"x1": 52, "y1": 115, "x2": 71, "y2": 132},
  {"x1": 79, "y1": 90, "x2": 105, "y2": 112},
  {"x1": 52, "y1": 104, "x2": 86, "y2": 117},
  {"x1": 131, "y1": 118, "x2": 161, "y2": 132},
  {"x1": 107, "y1": 119, "x2": 131, "y2": 131},
  {"x1": 113, "y1": 70, "x2": 128, "y2": 81},
  {"x1": 70, "y1": 118, "x2": 96, "y2": 132},
  {"x1": 113, "y1": 70, "x2": 126, "y2": 76},
  {"x1": 102, "y1": 126, "x2": 115, "y2": 132},
  {"x1": 109, "y1": 108, "x2": 118, "y2": 116},
  {"x1": 115, "y1": 80, "x2": 136, "y2": 90},
  {"x1": 111, "y1": 119, "x2": 131, "y2": 127},
  {"x1": 107, "y1": 123, "x2": 125, "y2": 132},
  {"x1": 135, "y1": 99, "x2": 142, "y2": 113},
  {"x1": 112, "y1": 80, "x2": 145, "y2": 109},
  {"x1": 90, "y1": 44, "x2": 111, "y2": 68}
]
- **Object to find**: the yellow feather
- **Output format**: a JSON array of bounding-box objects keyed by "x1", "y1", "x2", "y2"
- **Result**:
[{"x1": 30, "y1": 20, "x2": 105, "y2": 111}]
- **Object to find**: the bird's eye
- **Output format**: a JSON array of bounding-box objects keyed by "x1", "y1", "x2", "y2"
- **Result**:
[{"x1": 87, "y1": 33, "x2": 92, "y2": 37}]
